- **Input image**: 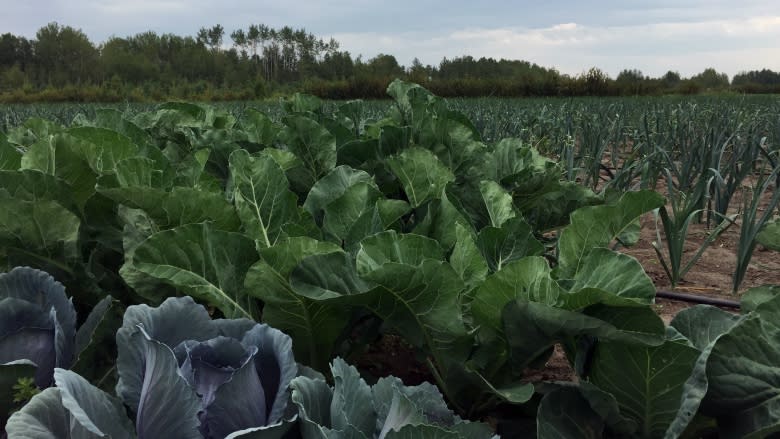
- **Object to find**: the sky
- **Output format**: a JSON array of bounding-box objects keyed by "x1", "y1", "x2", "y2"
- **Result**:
[{"x1": 2, "y1": 0, "x2": 780, "y2": 78}]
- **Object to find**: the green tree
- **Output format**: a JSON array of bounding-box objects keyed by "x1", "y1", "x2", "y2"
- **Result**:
[
  {"x1": 407, "y1": 57, "x2": 431, "y2": 83},
  {"x1": 364, "y1": 53, "x2": 404, "y2": 78},
  {"x1": 33, "y1": 22, "x2": 99, "y2": 86},
  {"x1": 615, "y1": 69, "x2": 645, "y2": 95},
  {"x1": 581, "y1": 67, "x2": 610, "y2": 96},
  {"x1": 197, "y1": 24, "x2": 224, "y2": 52},
  {"x1": 690, "y1": 67, "x2": 729, "y2": 90}
]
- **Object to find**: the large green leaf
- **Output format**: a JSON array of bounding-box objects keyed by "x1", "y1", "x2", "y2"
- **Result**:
[
  {"x1": 589, "y1": 340, "x2": 699, "y2": 439},
  {"x1": 741, "y1": 285, "x2": 780, "y2": 313},
  {"x1": 120, "y1": 222, "x2": 258, "y2": 318},
  {"x1": 387, "y1": 147, "x2": 455, "y2": 208},
  {"x1": 282, "y1": 92, "x2": 323, "y2": 115},
  {"x1": 699, "y1": 295, "x2": 780, "y2": 438},
  {"x1": 476, "y1": 218, "x2": 544, "y2": 272},
  {"x1": 663, "y1": 306, "x2": 745, "y2": 439},
  {"x1": 15, "y1": 128, "x2": 137, "y2": 220},
  {"x1": 0, "y1": 134, "x2": 21, "y2": 170},
  {"x1": 557, "y1": 190, "x2": 664, "y2": 277},
  {"x1": 65, "y1": 127, "x2": 140, "y2": 174},
  {"x1": 322, "y1": 182, "x2": 383, "y2": 242},
  {"x1": 0, "y1": 193, "x2": 81, "y2": 269},
  {"x1": 345, "y1": 199, "x2": 411, "y2": 249},
  {"x1": 757, "y1": 219, "x2": 780, "y2": 251},
  {"x1": 471, "y1": 257, "x2": 564, "y2": 343},
  {"x1": 488, "y1": 138, "x2": 553, "y2": 183},
  {"x1": 258, "y1": 236, "x2": 343, "y2": 276},
  {"x1": 290, "y1": 252, "x2": 374, "y2": 300},
  {"x1": 412, "y1": 193, "x2": 471, "y2": 250},
  {"x1": 21, "y1": 135, "x2": 98, "y2": 209},
  {"x1": 420, "y1": 109, "x2": 487, "y2": 183},
  {"x1": 98, "y1": 185, "x2": 241, "y2": 231},
  {"x1": 90, "y1": 109, "x2": 155, "y2": 154},
  {"x1": 229, "y1": 149, "x2": 299, "y2": 248},
  {"x1": 565, "y1": 248, "x2": 656, "y2": 305},
  {"x1": 386, "y1": 79, "x2": 433, "y2": 130},
  {"x1": 279, "y1": 115, "x2": 337, "y2": 181},
  {"x1": 0, "y1": 170, "x2": 81, "y2": 217},
  {"x1": 242, "y1": 109, "x2": 281, "y2": 146},
  {"x1": 109, "y1": 156, "x2": 172, "y2": 189},
  {"x1": 244, "y1": 237, "x2": 348, "y2": 370},
  {"x1": 485, "y1": 139, "x2": 602, "y2": 231},
  {"x1": 478, "y1": 180, "x2": 516, "y2": 228},
  {"x1": 503, "y1": 301, "x2": 665, "y2": 373},
  {"x1": 449, "y1": 223, "x2": 488, "y2": 291},
  {"x1": 358, "y1": 260, "x2": 471, "y2": 394},
  {"x1": 7, "y1": 118, "x2": 64, "y2": 148},
  {"x1": 537, "y1": 387, "x2": 604, "y2": 439},
  {"x1": 303, "y1": 165, "x2": 375, "y2": 221},
  {"x1": 356, "y1": 231, "x2": 444, "y2": 275}
]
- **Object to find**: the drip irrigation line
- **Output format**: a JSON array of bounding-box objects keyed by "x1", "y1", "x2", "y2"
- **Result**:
[{"x1": 656, "y1": 290, "x2": 740, "y2": 309}]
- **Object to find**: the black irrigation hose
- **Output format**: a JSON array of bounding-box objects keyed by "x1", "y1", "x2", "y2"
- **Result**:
[{"x1": 656, "y1": 290, "x2": 741, "y2": 309}]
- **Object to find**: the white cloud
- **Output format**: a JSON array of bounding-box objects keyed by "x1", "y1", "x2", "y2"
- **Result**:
[
  {"x1": 90, "y1": 0, "x2": 188, "y2": 15},
  {"x1": 334, "y1": 15, "x2": 780, "y2": 78}
]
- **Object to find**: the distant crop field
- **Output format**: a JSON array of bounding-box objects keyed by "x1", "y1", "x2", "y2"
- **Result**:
[{"x1": 4, "y1": 94, "x2": 780, "y2": 145}]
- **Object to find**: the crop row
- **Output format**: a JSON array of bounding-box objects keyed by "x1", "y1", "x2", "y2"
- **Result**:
[{"x1": 1, "y1": 81, "x2": 779, "y2": 438}]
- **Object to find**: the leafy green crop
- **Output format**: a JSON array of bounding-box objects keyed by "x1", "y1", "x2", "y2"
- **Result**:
[{"x1": 2, "y1": 81, "x2": 780, "y2": 438}]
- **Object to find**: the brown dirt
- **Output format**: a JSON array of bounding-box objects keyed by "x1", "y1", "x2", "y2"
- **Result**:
[
  {"x1": 619, "y1": 178, "x2": 780, "y2": 323},
  {"x1": 522, "y1": 344, "x2": 576, "y2": 383},
  {"x1": 353, "y1": 334, "x2": 434, "y2": 386}
]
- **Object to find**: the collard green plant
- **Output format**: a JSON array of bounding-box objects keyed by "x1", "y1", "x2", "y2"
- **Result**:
[
  {"x1": 757, "y1": 218, "x2": 780, "y2": 251},
  {"x1": 5, "y1": 82, "x2": 780, "y2": 438}
]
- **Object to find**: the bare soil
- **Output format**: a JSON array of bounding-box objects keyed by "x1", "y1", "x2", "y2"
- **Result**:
[{"x1": 621, "y1": 212, "x2": 780, "y2": 321}]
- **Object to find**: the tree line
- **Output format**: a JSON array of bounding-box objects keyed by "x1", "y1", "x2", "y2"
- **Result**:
[{"x1": 1, "y1": 22, "x2": 779, "y2": 102}]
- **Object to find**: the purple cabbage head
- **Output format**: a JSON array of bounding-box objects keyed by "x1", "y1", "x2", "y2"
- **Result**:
[
  {"x1": 116, "y1": 296, "x2": 297, "y2": 438},
  {"x1": 1, "y1": 267, "x2": 82, "y2": 387}
]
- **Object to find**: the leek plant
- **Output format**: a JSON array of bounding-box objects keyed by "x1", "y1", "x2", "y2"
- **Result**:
[
  {"x1": 649, "y1": 110, "x2": 729, "y2": 286},
  {"x1": 732, "y1": 163, "x2": 780, "y2": 293},
  {"x1": 708, "y1": 117, "x2": 767, "y2": 227},
  {"x1": 578, "y1": 106, "x2": 625, "y2": 190},
  {"x1": 652, "y1": 169, "x2": 734, "y2": 287}
]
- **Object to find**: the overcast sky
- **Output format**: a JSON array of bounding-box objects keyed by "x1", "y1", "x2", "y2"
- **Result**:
[{"x1": 2, "y1": 0, "x2": 779, "y2": 78}]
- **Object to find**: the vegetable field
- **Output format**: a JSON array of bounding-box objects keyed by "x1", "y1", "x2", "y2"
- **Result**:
[{"x1": 2, "y1": 81, "x2": 780, "y2": 438}]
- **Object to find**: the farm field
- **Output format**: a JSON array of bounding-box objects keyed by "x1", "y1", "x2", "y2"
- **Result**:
[{"x1": 2, "y1": 82, "x2": 780, "y2": 438}]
